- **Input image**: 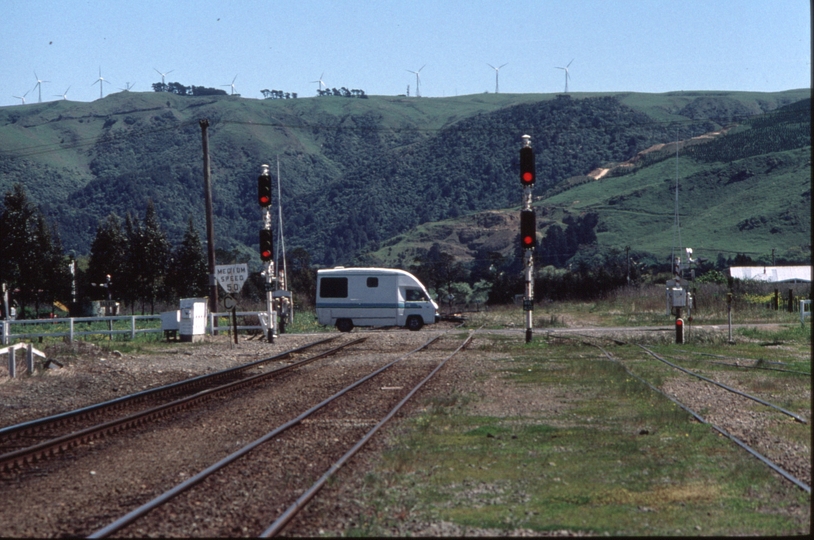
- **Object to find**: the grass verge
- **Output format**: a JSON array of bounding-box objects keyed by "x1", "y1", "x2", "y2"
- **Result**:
[{"x1": 348, "y1": 333, "x2": 810, "y2": 536}]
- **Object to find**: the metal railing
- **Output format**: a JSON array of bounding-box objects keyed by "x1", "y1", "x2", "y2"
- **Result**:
[
  {"x1": 207, "y1": 312, "x2": 265, "y2": 335},
  {"x1": 0, "y1": 312, "x2": 270, "y2": 345},
  {"x1": 1, "y1": 315, "x2": 163, "y2": 345}
]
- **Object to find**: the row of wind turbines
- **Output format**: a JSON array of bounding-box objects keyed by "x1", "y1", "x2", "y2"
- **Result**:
[
  {"x1": 11, "y1": 67, "x2": 239, "y2": 105},
  {"x1": 12, "y1": 60, "x2": 574, "y2": 104},
  {"x1": 406, "y1": 60, "x2": 573, "y2": 96},
  {"x1": 316, "y1": 60, "x2": 574, "y2": 97}
]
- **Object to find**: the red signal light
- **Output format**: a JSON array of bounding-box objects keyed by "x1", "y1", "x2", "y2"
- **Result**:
[
  {"x1": 258, "y1": 174, "x2": 272, "y2": 207},
  {"x1": 259, "y1": 229, "x2": 274, "y2": 262},
  {"x1": 520, "y1": 209, "x2": 536, "y2": 250},
  {"x1": 520, "y1": 147, "x2": 535, "y2": 186}
]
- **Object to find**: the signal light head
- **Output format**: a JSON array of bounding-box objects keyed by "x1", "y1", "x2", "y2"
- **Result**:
[
  {"x1": 258, "y1": 174, "x2": 272, "y2": 207},
  {"x1": 520, "y1": 146, "x2": 535, "y2": 186},
  {"x1": 520, "y1": 209, "x2": 536, "y2": 250},
  {"x1": 259, "y1": 229, "x2": 274, "y2": 262}
]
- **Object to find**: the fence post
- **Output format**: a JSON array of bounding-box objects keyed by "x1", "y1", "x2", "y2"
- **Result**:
[
  {"x1": 130, "y1": 316, "x2": 136, "y2": 340},
  {"x1": 69, "y1": 318, "x2": 75, "y2": 342},
  {"x1": 26, "y1": 343, "x2": 34, "y2": 374},
  {"x1": 8, "y1": 347, "x2": 15, "y2": 378}
]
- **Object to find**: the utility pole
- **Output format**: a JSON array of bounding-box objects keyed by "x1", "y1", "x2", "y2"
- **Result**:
[{"x1": 200, "y1": 119, "x2": 218, "y2": 333}]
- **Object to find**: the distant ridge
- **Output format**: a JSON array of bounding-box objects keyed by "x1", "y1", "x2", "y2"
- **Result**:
[{"x1": 0, "y1": 89, "x2": 809, "y2": 269}]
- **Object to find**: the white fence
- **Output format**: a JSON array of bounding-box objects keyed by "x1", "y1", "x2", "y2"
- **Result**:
[
  {"x1": 1, "y1": 312, "x2": 267, "y2": 346},
  {"x1": 1, "y1": 315, "x2": 162, "y2": 345}
]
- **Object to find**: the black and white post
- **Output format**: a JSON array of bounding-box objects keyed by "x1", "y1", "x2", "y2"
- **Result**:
[
  {"x1": 519, "y1": 135, "x2": 536, "y2": 343},
  {"x1": 258, "y1": 164, "x2": 276, "y2": 343}
]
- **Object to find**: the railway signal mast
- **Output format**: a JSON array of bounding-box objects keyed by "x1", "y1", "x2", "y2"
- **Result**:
[
  {"x1": 258, "y1": 164, "x2": 276, "y2": 342},
  {"x1": 519, "y1": 135, "x2": 536, "y2": 343}
]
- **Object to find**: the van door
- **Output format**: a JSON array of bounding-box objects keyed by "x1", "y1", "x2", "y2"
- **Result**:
[{"x1": 400, "y1": 287, "x2": 432, "y2": 325}]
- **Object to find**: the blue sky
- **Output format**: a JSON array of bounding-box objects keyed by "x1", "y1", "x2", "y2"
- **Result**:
[{"x1": 1, "y1": 0, "x2": 810, "y2": 107}]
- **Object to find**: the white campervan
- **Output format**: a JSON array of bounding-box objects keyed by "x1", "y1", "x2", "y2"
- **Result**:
[{"x1": 316, "y1": 267, "x2": 439, "y2": 332}]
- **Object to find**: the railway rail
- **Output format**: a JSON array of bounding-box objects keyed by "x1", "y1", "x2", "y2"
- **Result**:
[
  {"x1": 0, "y1": 335, "x2": 357, "y2": 472},
  {"x1": 87, "y1": 331, "x2": 472, "y2": 538},
  {"x1": 548, "y1": 332, "x2": 811, "y2": 494},
  {"x1": 79, "y1": 334, "x2": 472, "y2": 538}
]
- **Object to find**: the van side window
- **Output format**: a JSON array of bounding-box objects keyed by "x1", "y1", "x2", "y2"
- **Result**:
[
  {"x1": 320, "y1": 277, "x2": 348, "y2": 298},
  {"x1": 405, "y1": 288, "x2": 427, "y2": 301},
  {"x1": 366, "y1": 277, "x2": 379, "y2": 288}
]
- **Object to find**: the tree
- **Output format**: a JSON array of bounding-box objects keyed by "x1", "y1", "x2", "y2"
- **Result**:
[
  {"x1": 140, "y1": 200, "x2": 171, "y2": 314},
  {"x1": 0, "y1": 184, "x2": 35, "y2": 312},
  {"x1": 88, "y1": 213, "x2": 127, "y2": 304},
  {"x1": 410, "y1": 244, "x2": 468, "y2": 303},
  {"x1": 285, "y1": 247, "x2": 317, "y2": 306},
  {"x1": 166, "y1": 216, "x2": 208, "y2": 300},
  {"x1": 33, "y1": 214, "x2": 70, "y2": 316},
  {"x1": 120, "y1": 201, "x2": 170, "y2": 314},
  {"x1": 0, "y1": 184, "x2": 66, "y2": 318}
]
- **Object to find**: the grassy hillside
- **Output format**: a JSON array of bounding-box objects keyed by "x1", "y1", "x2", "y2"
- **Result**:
[
  {"x1": 0, "y1": 88, "x2": 809, "y2": 269},
  {"x1": 369, "y1": 96, "x2": 811, "y2": 268}
]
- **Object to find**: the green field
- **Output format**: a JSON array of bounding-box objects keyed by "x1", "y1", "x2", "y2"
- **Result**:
[{"x1": 348, "y1": 318, "x2": 810, "y2": 536}]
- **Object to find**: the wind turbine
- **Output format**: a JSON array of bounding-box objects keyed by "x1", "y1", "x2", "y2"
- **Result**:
[
  {"x1": 92, "y1": 67, "x2": 111, "y2": 99},
  {"x1": 153, "y1": 68, "x2": 173, "y2": 85},
  {"x1": 53, "y1": 86, "x2": 71, "y2": 100},
  {"x1": 407, "y1": 65, "x2": 425, "y2": 97},
  {"x1": 12, "y1": 90, "x2": 30, "y2": 105},
  {"x1": 555, "y1": 59, "x2": 573, "y2": 93},
  {"x1": 222, "y1": 75, "x2": 238, "y2": 95},
  {"x1": 310, "y1": 72, "x2": 326, "y2": 92},
  {"x1": 119, "y1": 82, "x2": 136, "y2": 92},
  {"x1": 33, "y1": 72, "x2": 50, "y2": 103},
  {"x1": 487, "y1": 63, "x2": 508, "y2": 94}
]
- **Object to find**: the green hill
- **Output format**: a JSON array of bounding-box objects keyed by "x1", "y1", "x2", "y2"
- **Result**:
[
  {"x1": 367, "y1": 96, "x2": 811, "y2": 268},
  {"x1": 0, "y1": 89, "x2": 809, "y2": 269}
]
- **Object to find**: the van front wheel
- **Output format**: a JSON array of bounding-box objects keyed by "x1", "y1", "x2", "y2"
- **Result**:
[
  {"x1": 336, "y1": 319, "x2": 354, "y2": 333},
  {"x1": 406, "y1": 316, "x2": 424, "y2": 331}
]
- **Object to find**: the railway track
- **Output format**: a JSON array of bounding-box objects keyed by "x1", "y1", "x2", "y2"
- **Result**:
[
  {"x1": 84, "y1": 331, "x2": 472, "y2": 537},
  {"x1": 0, "y1": 335, "x2": 355, "y2": 472},
  {"x1": 549, "y1": 332, "x2": 811, "y2": 494}
]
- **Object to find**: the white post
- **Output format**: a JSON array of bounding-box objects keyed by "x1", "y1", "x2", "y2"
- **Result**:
[
  {"x1": 8, "y1": 347, "x2": 15, "y2": 378},
  {"x1": 69, "y1": 318, "x2": 75, "y2": 342},
  {"x1": 130, "y1": 316, "x2": 136, "y2": 340},
  {"x1": 26, "y1": 343, "x2": 34, "y2": 374}
]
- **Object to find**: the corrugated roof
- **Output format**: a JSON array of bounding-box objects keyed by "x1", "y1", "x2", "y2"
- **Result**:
[{"x1": 728, "y1": 266, "x2": 811, "y2": 283}]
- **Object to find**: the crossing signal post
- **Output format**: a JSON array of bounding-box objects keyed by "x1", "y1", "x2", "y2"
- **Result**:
[
  {"x1": 520, "y1": 135, "x2": 535, "y2": 343},
  {"x1": 259, "y1": 164, "x2": 276, "y2": 343}
]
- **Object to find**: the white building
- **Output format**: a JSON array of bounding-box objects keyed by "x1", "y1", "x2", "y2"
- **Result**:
[{"x1": 728, "y1": 266, "x2": 811, "y2": 283}]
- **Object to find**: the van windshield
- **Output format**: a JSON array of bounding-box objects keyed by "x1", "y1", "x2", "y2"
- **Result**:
[{"x1": 405, "y1": 288, "x2": 428, "y2": 302}]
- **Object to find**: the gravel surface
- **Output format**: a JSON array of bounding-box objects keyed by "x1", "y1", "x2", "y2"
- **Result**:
[
  {"x1": 0, "y1": 327, "x2": 809, "y2": 537},
  {"x1": 661, "y1": 370, "x2": 811, "y2": 486}
]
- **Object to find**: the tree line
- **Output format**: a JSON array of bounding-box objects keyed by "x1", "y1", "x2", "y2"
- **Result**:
[
  {"x1": 152, "y1": 82, "x2": 228, "y2": 96},
  {"x1": 0, "y1": 184, "x2": 208, "y2": 318},
  {"x1": 261, "y1": 89, "x2": 298, "y2": 100},
  {"x1": 316, "y1": 87, "x2": 367, "y2": 98}
]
